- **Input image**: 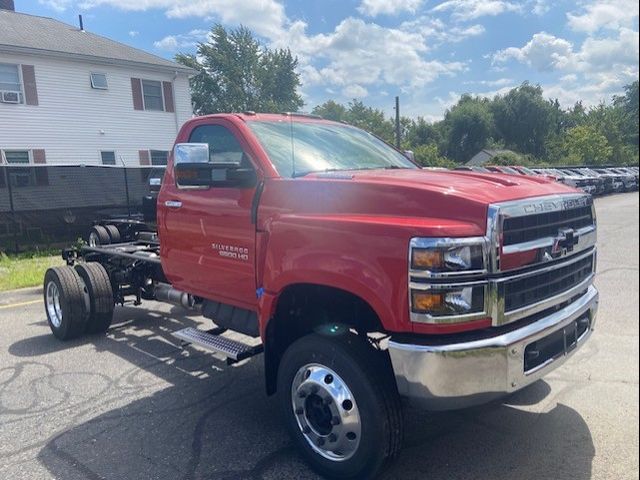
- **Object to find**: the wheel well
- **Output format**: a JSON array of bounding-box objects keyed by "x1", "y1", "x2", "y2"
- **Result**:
[{"x1": 264, "y1": 283, "x2": 385, "y2": 395}]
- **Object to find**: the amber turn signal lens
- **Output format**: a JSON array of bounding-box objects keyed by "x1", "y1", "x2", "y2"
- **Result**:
[
  {"x1": 412, "y1": 291, "x2": 444, "y2": 312},
  {"x1": 412, "y1": 249, "x2": 444, "y2": 270}
]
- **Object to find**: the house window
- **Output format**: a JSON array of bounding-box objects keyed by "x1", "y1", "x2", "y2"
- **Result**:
[
  {"x1": 142, "y1": 80, "x2": 164, "y2": 111},
  {"x1": 0, "y1": 63, "x2": 22, "y2": 103},
  {"x1": 3, "y1": 150, "x2": 30, "y2": 164},
  {"x1": 90, "y1": 72, "x2": 108, "y2": 90},
  {"x1": 101, "y1": 151, "x2": 116, "y2": 165},
  {"x1": 1, "y1": 150, "x2": 35, "y2": 187},
  {"x1": 149, "y1": 150, "x2": 168, "y2": 166}
]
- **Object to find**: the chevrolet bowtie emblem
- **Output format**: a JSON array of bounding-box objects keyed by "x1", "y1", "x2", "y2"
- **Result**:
[{"x1": 553, "y1": 228, "x2": 579, "y2": 254}]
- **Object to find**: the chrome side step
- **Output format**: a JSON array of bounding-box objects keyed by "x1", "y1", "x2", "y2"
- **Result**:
[{"x1": 173, "y1": 327, "x2": 263, "y2": 362}]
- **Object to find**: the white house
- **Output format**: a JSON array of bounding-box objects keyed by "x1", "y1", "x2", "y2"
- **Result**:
[{"x1": 0, "y1": 1, "x2": 194, "y2": 167}]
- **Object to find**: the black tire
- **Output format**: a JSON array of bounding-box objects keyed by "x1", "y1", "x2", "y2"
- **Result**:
[
  {"x1": 277, "y1": 333, "x2": 403, "y2": 480},
  {"x1": 104, "y1": 224, "x2": 121, "y2": 243},
  {"x1": 74, "y1": 262, "x2": 114, "y2": 334},
  {"x1": 89, "y1": 225, "x2": 110, "y2": 246},
  {"x1": 43, "y1": 267, "x2": 88, "y2": 341}
]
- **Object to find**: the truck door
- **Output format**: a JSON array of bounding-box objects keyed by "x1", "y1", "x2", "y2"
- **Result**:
[{"x1": 160, "y1": 120, "x2": 259, "y2": 308}]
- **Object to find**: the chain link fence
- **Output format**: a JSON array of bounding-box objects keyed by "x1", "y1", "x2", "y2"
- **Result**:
[{"x1": 0, "y1": 165, "x2": 164, "y2": 252}]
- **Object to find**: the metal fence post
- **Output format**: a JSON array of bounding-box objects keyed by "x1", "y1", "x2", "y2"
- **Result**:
[
  {"x1": 120, "y1": 156, "x2": 132, "y2": 219},
  {"x1": 3, "y1": 166, "x2": 19, "y2": 253}
]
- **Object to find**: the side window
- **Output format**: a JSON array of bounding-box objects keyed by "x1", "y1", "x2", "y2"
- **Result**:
[{"x1": 188, "y1": 125, "x2": 250, "y2": 167}]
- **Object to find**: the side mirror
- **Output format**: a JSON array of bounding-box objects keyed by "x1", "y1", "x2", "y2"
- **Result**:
[
  {"x1": 173, "y1": 143, "x2": 256, "y2": 189},
  {"x1": 404, "y1": 150, "x2": 415, "y2": 162}
]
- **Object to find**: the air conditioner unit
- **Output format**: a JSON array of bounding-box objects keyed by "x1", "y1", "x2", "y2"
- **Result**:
[{"x1": 1, "y1": 91, "x2": 21, "y2": 104}]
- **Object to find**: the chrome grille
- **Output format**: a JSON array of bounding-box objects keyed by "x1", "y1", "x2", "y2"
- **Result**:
[
  {"x1": 504, "y1": 255, "x2": 594, "y2": 311},
  {"x1": 502, "y1": 205, "x2": 593, "y2": 246}
]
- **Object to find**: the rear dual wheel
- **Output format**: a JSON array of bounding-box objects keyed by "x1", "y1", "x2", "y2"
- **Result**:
[
  {"x1": 278, "y1": 333, "x2": 403, "y2": 480},
  {"x1": 44, "y1": 263, "x2": 114, "y2": 340},
  {"x1": 88, "y1": 224, "x2": 121, "y2": 246}
]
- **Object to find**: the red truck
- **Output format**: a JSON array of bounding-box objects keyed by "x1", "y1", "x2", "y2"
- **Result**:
[{"x1": 44, "y1": 113, "x2": 599, "y2": 479}]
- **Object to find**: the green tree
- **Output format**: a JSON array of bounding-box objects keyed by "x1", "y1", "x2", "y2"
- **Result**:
[
  {"x1": 491, "y1": 82, "x2": 554, "y2": 157},
  {"x1": 562, "y1": 125, "x2": 613, "y2": 165},
  {"x1": 344, "y1": 100, "x2": 396, "y2": 143},
  {"x1": 176, "y1": 25, "x2": 303, "y2": 114},
  {"x1": 613, "y1": 81, "x2": 639, "y2": 152},
  {"x1": 405, "y1": 117, "x2": 442, "y2": 148},
  {"x1": 412, "y1": 144, "x2": 455, "y2": 168},
  {"x1": 311, "y1": 100, "x2": 347, "y2": 121},
  {"x1": 441, "y1": 95, "x2": 494, "y2": 162}
]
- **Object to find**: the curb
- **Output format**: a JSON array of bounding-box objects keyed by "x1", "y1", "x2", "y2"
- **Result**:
[{"x1": 0, "y1": 286, "x2": 42, "y2": 305}]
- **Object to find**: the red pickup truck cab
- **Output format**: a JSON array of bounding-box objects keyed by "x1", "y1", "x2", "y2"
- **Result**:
[{"x1": 46, "y1": 113, "x2": 598, "y2": 479}]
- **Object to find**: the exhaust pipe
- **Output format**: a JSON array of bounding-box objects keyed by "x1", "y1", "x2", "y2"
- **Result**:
[{"x1": 154, "y1": 283, "x2": 196, "y2": 309}]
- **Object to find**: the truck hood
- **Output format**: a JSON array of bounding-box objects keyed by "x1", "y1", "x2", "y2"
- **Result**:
[
  {"x1": 332, "y1": 168, "x2": 575, "y2": 204},
  {"x1": 259, "y1": 168, "x2": 578, "y2": 238}
]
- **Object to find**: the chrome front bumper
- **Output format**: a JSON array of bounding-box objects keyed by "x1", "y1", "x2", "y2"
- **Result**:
[{"x1": 388, "y1": 286, "x2": 598, "y2": 410}]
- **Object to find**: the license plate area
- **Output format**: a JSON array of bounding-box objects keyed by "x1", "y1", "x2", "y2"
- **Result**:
[{"x1": 524, "y1": 315, "x2": 590, "y2": 374}]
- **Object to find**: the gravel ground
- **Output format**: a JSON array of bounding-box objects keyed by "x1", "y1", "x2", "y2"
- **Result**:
[{"x1": 0, "y1": 193, "x2": 638, "y2": 480}]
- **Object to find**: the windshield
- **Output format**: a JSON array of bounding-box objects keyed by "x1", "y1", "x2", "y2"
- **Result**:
[
  {"x1": 519, "y1": 167, "x2": 535, "y2": 175},
  {"x1": 247, "y1": 120, "x2": 416, "y2": 178},
  {"x1": 499, "y1": 167, "x2": 519, "y2": 174}
]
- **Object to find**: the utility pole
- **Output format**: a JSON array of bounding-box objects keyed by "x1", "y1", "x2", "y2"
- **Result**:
[{"x1": 394, "y1": 96, "x2": 401, "y2": 148}]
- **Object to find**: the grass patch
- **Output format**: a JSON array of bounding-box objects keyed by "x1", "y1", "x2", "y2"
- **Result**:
[{"x1": 0, "y1": 250, "x2": 63, "y2": 292}]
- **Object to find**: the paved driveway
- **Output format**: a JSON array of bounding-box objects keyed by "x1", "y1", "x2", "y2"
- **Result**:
[{"x1": 1, "y1": 193, "x2": 638, "y2": 480}]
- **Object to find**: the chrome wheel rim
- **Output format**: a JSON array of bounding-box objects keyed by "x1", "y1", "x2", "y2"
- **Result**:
[
  {"x1": 46, "y1": 281, "x2": 63, "y2": 328},
  {"x1": 291, "y1": 364, "x2": 362, "y2": 462},
  {"x1": 88, "y1": 231, "x2": 99, "y2": 247}
]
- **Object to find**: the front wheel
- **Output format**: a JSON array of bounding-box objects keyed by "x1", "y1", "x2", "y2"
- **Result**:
[{"x1": 277, "y1": 333, "x2": 403, "y2": 479}]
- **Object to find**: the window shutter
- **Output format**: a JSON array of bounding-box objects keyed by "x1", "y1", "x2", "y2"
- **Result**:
[
  {"x1": 131, "y1": 78, "x2": 144, "y2": 110},
  {"x1": 32, "y1": 149, "x2": 46, "y2": 164},
  {"x1": 139, "y1": 150, "x2": 150, "y2": 165},
  {"x1": 21, "y1": 65, "x2": 39, "y2": 106},
  {"x1": 162, "y1": 81, "x2": 175, "y2": 113}
]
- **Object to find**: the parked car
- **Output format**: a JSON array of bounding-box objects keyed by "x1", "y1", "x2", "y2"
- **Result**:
[
  {"x1": 454, "y1": 166, "x2": 491, "y2": 173},
  {"x1": 562, "y1": 168, "x2": 606, "y2": 196},
  {"x1": 533, "y1": 168, "x2": 597, "y2": 195},
  {"x1": 608, "y1": 167, "x2": 638, "y2": 191},
  {"x1": 591, "y1": 168, "x2": 626, "y2": 193},
  {"x1": 485, "y1": 165, "x2": 522, "y2": 175}
]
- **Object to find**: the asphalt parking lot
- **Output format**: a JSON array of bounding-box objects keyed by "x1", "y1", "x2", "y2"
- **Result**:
[{"x1": 0, "y1": 193, "x2": 638, "y2": 480}]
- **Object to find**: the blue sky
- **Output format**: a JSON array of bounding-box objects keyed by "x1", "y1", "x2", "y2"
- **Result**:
[{"x1": 22, "y1": 0, "x2": 640, "y2": 119}]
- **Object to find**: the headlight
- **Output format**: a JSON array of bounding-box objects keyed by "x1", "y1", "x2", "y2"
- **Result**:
[
  {"x1": 411, "y1": 285, "x2": 485, "y2": 317},
  {"x1": 410, "y1": 239, "x2": 485, "y2": 275}
]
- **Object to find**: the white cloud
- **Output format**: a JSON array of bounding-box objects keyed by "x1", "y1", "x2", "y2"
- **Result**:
[
  {"x1": 491, "y1": 27, "x2": 639, "y2": 108},
  {"x1": 128, "y1": 30, "x2": 139, "y2": 37},
  {"x1": 400, "y1": 17, "x2": 486, "y2": 43},
  {"x1": 467, "y1": 78, "x2": 515, "y2": 87},
  {"x1": 432, "y1": 0, "x2": 522, "y2": 21},
  {"x1": 153, "y1": 29, "x2": 208, "y2": 51},
  {"x1": 531, "y1": 0, "x2": 551, "y2": 16},
  {"x1": 492, "y1": 28, "x2": 639, "y2": 76},
  {"x1": 274, "y1": 18, "x2": 466, "y2": 93},
  {"x1": 38, "y1": 0, "x2": 72, "y2": 11},
  {"x1": 358, "y1": 0, "x2": 423, "y2": 16},
  {"x1": 567, "y1": 0, "x2": 639, "y2": 33},
  {"x1": 342, "y1": 84, "x2": 369, "y2": 98},
  {"x1": 79, "y1": 0, "x2": 287, "y2": 38},
  {"x1": 492, "y1": 32, "x2": 576, "y2": 71}
]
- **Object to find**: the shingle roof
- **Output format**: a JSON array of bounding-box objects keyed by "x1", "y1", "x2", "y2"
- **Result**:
[{"x1": 0, "y1": 10, "x2": 194, "y2": 73}]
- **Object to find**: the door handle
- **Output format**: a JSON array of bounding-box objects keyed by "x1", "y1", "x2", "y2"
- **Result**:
[{"x1": 164, "y1": 200, "x2": 182, "y2": 209}]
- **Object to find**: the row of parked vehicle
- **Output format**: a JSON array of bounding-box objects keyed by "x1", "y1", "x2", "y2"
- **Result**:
[{"x1": 456, "y1": 165, "x2": 639, "y2": 195}]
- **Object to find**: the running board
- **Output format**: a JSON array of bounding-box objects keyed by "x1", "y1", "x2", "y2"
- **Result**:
[{"x1": 173, "y1": 327, "x2": 263, "y2": 362}]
